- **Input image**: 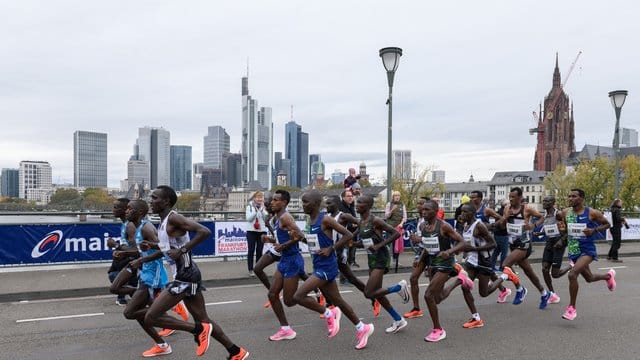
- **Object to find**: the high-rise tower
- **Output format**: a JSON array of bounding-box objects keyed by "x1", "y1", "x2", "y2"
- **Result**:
[
  {"x1": 241, "y1": 76, "x2": 272, "y2": 188},
  {"x1": 135, "y1": 127, "x2": 170, "y2": 188},
  {"x1": 74, "y1": 131, "x2": 107, "y2": 187}
]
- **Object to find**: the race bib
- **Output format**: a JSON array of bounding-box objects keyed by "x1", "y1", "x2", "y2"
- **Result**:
[
  {"x1": 568, "y1": 223, "x2": 587, "y2": 237},
  {"x1": 421, "y1": 236, "x2": 440, "y2": 255},
  {"x1": 362, "y1": 237, "x2": 374, "y2": 249},
  {"x1": 544, "y1": 224, "x2": 560, "y2": 238},
  {"x1": 463, "y1": 233, "x2": 473, "y2": 243},
  {"x1": 306, "y1": 234, "x2": 320, "y2": 252},
  {"x1": 507, "y1": 223, "x2": 524, "y2": 236}
]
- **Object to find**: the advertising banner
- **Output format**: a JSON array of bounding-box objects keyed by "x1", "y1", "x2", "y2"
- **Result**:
[{"x1": 215, "y1": 220, "x2": 308, "y2": 256}]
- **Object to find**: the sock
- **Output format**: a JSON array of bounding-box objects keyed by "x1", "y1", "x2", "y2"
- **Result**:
[
  {"x1": 157, "y1": 343, "x2": 168, "y2": 348},
  {"x1": 192, "y1": 322, "x2": 203, "y2": 335},
  {"x1": 541, "y1": 289, "x2": 549, "y2": 296},
  {"x1": 500, "y1": 274, "x2": 508, "y2": 281},
  {"x1": 323, "y1": 308, "x2": 333, "y2": 318},
  {"x1": 472, "y1": 313, "x2": 481, "y2": 321},
  {"x1": 387, "y1": 284, "x2": 401, "y2": 293},
  {"x1": 387, "y1": 307, "x2": 402, "y2": 321},
  {"x1": 411, "y1": 307, "x2": 420, "y2": 312},
  {"x1": 281, "y1": 325, "x2": 291, "y2": 331},
  {"x1": 226, "y1": 345, "x2": 240, "y2": 356},
  {"x1": 355, "y1": 321, "x2": 365, "y2": 331},
  {"x1": 517, "y1": 285, "x2": 524, "y2": 291}
]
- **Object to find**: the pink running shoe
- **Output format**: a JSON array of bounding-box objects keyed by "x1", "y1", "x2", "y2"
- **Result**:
[
  {"x1": 548, "y1": 292, "x2": 560, "y2": 304},
  {"x1": 355, "y1": 323, "x2": 374, "y2": 350},
  {"x1": 457, "y1": 269, "x2": 474, "y2": 290},
  {"x1": 562, "y1": 305, "x2": 576, "y2": 321},
  {"x1": 497, "y1": 288, "x2": 511, "y2": 303},
  {"x1": 424, "y1": 328, "x2": 447, "y2": 342},
  {"x1": 269, "y1": 328, "x2": 297, "y2": 341},
  {"x1": 606, "y1": 269, "x2": 616, "y2": 291},
  {"x1": 326, "y1": 307, "x2": 342, "y2": 338}
]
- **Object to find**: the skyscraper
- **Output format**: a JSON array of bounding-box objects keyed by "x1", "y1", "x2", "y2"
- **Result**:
[
  {"x1": 393, "y1": 150, "x2": 412, "y2": 180},
  {"x1": 170, "y1": 145, "x2": 192, "y2": 191},
  {"x1": 127, "y1": 160, "x2": 150, "y2": 188},
  {"x1": 73, "y1": 131, "x2": 107, "y2": 187},
  {"x1": 204, "y1": 126, "x2": 230, "y2": 169},
  {"x1": 241, "y1": 76, "x2": 272, "y2": 189},
  {"x1": 19, "y1": 160, "x2": 52, "y2": 204},
  {"x1": 309, "y1": 154, "x2": 321, "y2": 185},
  {"x1": 1, "y1": 168, "x2": 19, "y2": 197},
  {"x1": 621, "y1": 128, "x2": 638, "y2": 147},
  {"x1": 285, "y1": 121, "x2": 309, "y2": 188},
  {"x1": 135, "y1": 127, "x2": 170, "y2": 188},
  {"x1": 193, "y1": 162, "x2": 204, "y2": 192},
  {"x1": 431, "y1": 170, "x2": 445, "y2": 183},
  {"x1": 223, "y1": 152, "x2": 242, "y2": 187}
]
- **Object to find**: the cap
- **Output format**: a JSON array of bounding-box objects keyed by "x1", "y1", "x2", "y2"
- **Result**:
[{"x1": 461, "y1": 195, "x2": 470, "y2": 204}]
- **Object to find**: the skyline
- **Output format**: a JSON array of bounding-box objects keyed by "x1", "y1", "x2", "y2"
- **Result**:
[{"x1": 2, "y1": 1, "x2": 639, "y2": 187}]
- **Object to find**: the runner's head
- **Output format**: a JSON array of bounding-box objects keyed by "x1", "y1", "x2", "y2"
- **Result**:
[
  {"x1": 113, "y1": 198, "x2": 129, "y2": 218},
  {"x1": 325, "y1": 195, "x2": 340, "y2": 213},
  {"x1": 126, "y1": 199, "x2": 149, "y2": 222},
  {"x1": 460, "y1": 203, "x2": 476, "y2": 223},
  {"x1": 356, "y1": 195, "x2": 374, "y2": 214},
  {"x1": 421, "y1": 200, "x2": 439, "y2": 220},
  {"x1": 542, "y1": 196, "x2": 556, "y2": 210},
  {"x1": 301, "y1": 190, "x2": 322, "y2": 215},
  {"x1": 568, "y1": 188, "x2": 585, "y2": 208},
  {"x1": 509, "y1": 187, "x2": 523, "y2": 207},
  {"x1": 150, "y1": 185, "x2": 178, "y2": 214}
]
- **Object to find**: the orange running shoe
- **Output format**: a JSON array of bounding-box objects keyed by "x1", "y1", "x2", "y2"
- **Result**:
[
  {"x1": 317, "y1": 293, "x2": 326, "y2": 307},
  {"x1": 142, "y1": 343, "x2": 172, "y2": 357},
  {"x1": 196, "y1": 322, "x2": 212, "y2": 356},
  {"x1": 462, "y1": 318, "x2": 484, "y2": 329},
  {"x1": 173, "y1": 302, "x2": 189, "y2": 321},
  {"x1": 403, "y1": 309, "x2": 424, "y2": 319},
  {"x1": 263, "y1": 300, "x2": 271, "y2": 308},
  {"x1": 502, "y1": 267, "x2": 520, "y2": 286},
  {"x1": 228, "y1": 347, "x2": 250, "y2": 360},
  {"x1": 157, "y1": 328, "x2": 175, "y2": 337},
  {"x1": 372, "y1": 299, "x2": 381, "y2": 317}
]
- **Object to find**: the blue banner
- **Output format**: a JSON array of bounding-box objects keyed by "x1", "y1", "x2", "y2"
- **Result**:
[{"x1": 0, "y1": 222, "x2": 216, "y2": 265}]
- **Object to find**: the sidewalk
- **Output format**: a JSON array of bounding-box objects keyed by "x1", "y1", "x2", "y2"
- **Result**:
[{"x1": 2, "y1": 241, "x2": 639, "y2": 303}]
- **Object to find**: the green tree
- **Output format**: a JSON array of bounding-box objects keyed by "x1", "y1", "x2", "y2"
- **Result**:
[
  {"x1": 176, "y1": 193, "x2": 201, "y2": 211},
  {"x1": 619, "y1": 155, "x2": 640, "y2": 211},
  {"x1": 573, "y1": 157, "x2": 614, "y2": 210},
  {"x1": 270, "y1": 185, "x2": 301, "y2": 193},
  {"x1": 543, "y1": 165, "x2": 576, "y2": 209},
  {"x1": 49, "y1": 188, "x2": 82, "y2": 209},
  {"x1": 82, "y1": 188, "x2": 115, "y2": 210},
  {"x1": 376, "y1": 168, "x2": 443, "y2": 213}
]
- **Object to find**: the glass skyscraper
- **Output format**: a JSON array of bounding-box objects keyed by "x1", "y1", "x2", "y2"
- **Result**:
[
  {"x1": 73, "y1": 131, "x2": 107, "y2": 187},
  {"x1": 170, "y1": 145, "x2": 192, "y2": 191}
]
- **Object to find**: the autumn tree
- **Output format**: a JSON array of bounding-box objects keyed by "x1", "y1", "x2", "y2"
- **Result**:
[
  {"x1": 176, "y1": 193, "x2": 201, "y2": 211},
  {"x1": 82, "y1": 188, "x2": 115, "y2": 210}
]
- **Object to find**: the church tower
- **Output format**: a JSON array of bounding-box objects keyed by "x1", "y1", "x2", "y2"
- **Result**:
[{"x1": 532, "y1": 54, "x2": 576, "y2": 171}]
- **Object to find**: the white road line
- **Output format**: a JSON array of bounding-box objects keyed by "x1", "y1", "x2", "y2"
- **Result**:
[
  {"x1": 597, "y1": 266, "x2": 627, "y2": 270},
  {"x1": 17, "y1": 312, "x2": 104, "y2": 323},
  {"x1": 205, "y1": 300, "x2": 243, "y2": 306},
  {"x1": 339, "y1": 290, "x2": 354, "y2": 294}
]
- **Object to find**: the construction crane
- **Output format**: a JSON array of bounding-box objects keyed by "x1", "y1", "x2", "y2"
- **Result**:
[{"x1": 529, "y1": 51, "x2": 582, "y2": 135}]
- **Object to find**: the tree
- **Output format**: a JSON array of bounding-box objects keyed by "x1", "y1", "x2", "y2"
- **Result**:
[
  {"x1": 573, "y1": 157, "x2": 614, "y2": 210},
  {"x1": 82, "y1": 188, "x2": 115, "y2": 210},
  {"x1": 270, "y1": 185, "x2": 301, "y2": 193},
  {"x1": 176, "y1": 193, "x2": 201, "y2": 211},
  {"x1": 49, "y1": 188, "x2": 82, "y2": 209},
  {"x1": 619, "y1": 155, "x2": 640, "y2": 211},
  {"x1": 543, "y1": 165, "x2": 576, "y2": 209},
  {"x1": 376, "y1": 167, "x2": 443, "y2": 213}
]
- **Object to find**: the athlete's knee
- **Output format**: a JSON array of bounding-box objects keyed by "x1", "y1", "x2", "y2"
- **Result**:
[
  {"x1": 292, "y1": 290, "x2": 305, "y2": 305},
  {"x1": 283, "y1": 296, "x2": 296, "y2": 307},
  {"x1": 268, "y1": 289, "x2": 279, "y2": 301},
  {"x1": 550, "y1": 269, "x2": 562, "y2": 278},
  {"x1": 567, "y1": 270, "x2": 579, "y2": 281},
  {"x1": 541, "y1": 263, "x2": 551, "y2": 273},
  {"x1": 123, "y1": 307, "x2": 137, "y2": 320}
]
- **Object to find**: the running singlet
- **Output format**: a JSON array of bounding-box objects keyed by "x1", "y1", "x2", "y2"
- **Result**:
[
  {"x1": 475, "y1": 205, "x2": 488, "y2": 223},
  {"x1": 420, "y1": 219, "x2": 453, "y2": 268},
  {"x1": 542, "y1": 209, "x2": 561, "y2": 241},
  {"x1": 275, "y1": 212, "x2": 301, "y2": 257},
  {"x1": 464, "y1": 219, "x2": 490, "y2": 267},
  {"x1": 566, "y1": 207, "x2": 599, "y2": 259},
  {"x1": 158, "y1": 211, "x2": 201, "y2": 284},
  {"x1": 264, "y1": 216, "x2": 281, "y2": 257},
  {"x1": 119, "y1": 220, "x2": 130, "y2": 246},
  {"x1": 506, "y1": 206, "x2": 529, "y2": 245},
  {"x1": 358, "y1": 216, "x2": 390, "y2": 270},
  {"x1": 136, "y1": 219, "x2": 168, "y2": 289},
  {"x1": 308, "y1": 212, "x2": 338, "y2": 271}
]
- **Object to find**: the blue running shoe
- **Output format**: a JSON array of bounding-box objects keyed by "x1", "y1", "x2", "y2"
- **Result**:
[
  {"x1": 539, "y1": 292, "x2": 551, "y2": 309},
  {"x1": 513, "y1": 286, "x2": 527, "y2": 305}
]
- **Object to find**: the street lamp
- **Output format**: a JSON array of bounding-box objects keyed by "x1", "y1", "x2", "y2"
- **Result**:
[
  {"x1": 608, "y1": 90, "x2": 628, "y2": 199},
  {"x1": 379, "y1": 47, "x2": 403, "y2": 202}
]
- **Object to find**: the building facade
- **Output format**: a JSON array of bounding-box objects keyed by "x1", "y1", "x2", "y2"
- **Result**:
[
  {"x1": 285, "y1": 120, "x2": 309, "y2": 188},
  {"x1": 19, "y1": 160, "x2": 52, "y2": 205},
  {"x1": 431, "y1": 170, "x2": 445, "y2": 183},
  {"x1": 393, "y1": 150, "x2": 412, "y2": 180},
  {"x1": 127, "y1": 159, "x2": 150, "y2": 189},
  {"x1": 241, "y1": 76, "x2": 272, "y2": 189},
  {"x1": 135, "y1": 127, "x2": 170, "y2": 188},
  {"x1": 204, "y1": 126, "x2": 230, "y2": 169},
  {"x1": 1, "y1": 168, "x2": 19, "y2": 197},
  {"x1": 73, "y1": 131, "x2": 107, "y2": 187},
  {"x1": 621, "y1": 128, "x2": 638, "y2": 148},
  {"x1": 170, "y1": 145, "x2": 192, "y2": 191}
]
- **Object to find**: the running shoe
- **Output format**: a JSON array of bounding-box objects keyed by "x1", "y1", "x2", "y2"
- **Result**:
[
  {"x1": 385, "y1": 318, "x2": 408, "y2": 334},
  {"x1": 355, "y1": 323, "x2": 374, "y2": 350},
  {"x1": 228, "y1": 347, "x2": 250, "y2": 360},
  {"x1": 424, "y1": 328, "x2": 447, "y2": 342},
  {"x1": 548, "y1": 292, "x2": 560, "y2": 304},
  {"x1": 462, "y1": 318, "x2": 484, "y2": 329},
  {"x1": 372, "y1": 299, "x2": 381, "y2": 317},
  {"x1": 454, "y1": 263, "x2": 463, "y2": 273},
  {"x1": 502, "y1": 266, "x2": 520, "y2": 286},
  {"x1": 142, "y1": 344, "x2": 172, "y2": 357},
  {"x1": 398, "y1": 280, "x2": 410, "y2": 303},
  {"x1": 403, "y1": 308, "x2": 424, "y2": 319},
  {"x1": 539, "y1": 292, "x2": 551, "y2": 310},
  {"x1": 606, "y1": 269, "x2": 617, "y2": 291},
  {"x1": 317, "y1": 292, "x2": 326, "y2": 307},
  {"x1": 497, "y1": 288, "x2": 511, "y2": 303},
  {"x1": 513, "y1": 286, "x2": 527, "y2": 305},
  {"x1": 268, "y1": 328, "x2": 296, "y2": 341},
  {"x1": 196, "y1": 322, "x2": 212, "y2": 356},
  {"x1": 562, "y1": 305, "x2": 577, "y2": 321},
  {"x1": 173, "y1": 302, "x2": 189, "y2": 321},
  {"x1": 116, "y1": 298, "x2": 127, "y2": 306},
  {"x1": 157, "y1": 328, "x2": 175, "y2": 337},
  {"x1": 320, "y1": 305, "x2": 335, "y2": 319},
  {"x1": 457, "y1": 269, "x2": 474, "y2": 290},
  {"x1": 263, "y1": 300, "x2": 271, "y2": 308},
  {"x1": 326, "y1": 307, "x2": 342, "y2": 338}
]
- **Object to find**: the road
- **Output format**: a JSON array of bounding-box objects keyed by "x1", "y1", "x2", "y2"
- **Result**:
[{"x1": 1, "y1": 258, "x2": 638, "y2": 360}]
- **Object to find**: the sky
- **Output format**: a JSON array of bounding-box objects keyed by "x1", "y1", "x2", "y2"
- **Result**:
[{"x1": 1, "y1": 1, "x2": 639, "y2": 188}]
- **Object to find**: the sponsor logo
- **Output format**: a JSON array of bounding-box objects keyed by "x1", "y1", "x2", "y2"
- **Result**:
[{"x1": 31, "y1": 230, "x2": 64, "y2": 258}]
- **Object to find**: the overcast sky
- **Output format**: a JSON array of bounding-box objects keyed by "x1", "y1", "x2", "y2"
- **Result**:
[{"x1": 1, "y1": 1, "x2": 639, "y2": 187}]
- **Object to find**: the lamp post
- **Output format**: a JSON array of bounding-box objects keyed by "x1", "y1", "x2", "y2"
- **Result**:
[
  {"x1": 608, "y1": 90, "x2": 628, "y2": 200},
  {"x1": 379, "y1": 47, "x2": 403, "y2": 202}
]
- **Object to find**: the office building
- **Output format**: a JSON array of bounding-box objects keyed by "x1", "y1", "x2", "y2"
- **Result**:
[
  {"x1": 1, "y1": 168, "x2": 19, "y2": 197},
  {"x1": 170, "y1": 145, "x2": 192, "y2": 191},
  {"x1": 393, "y1": 150, "x2": 412, "y2": 180},
  {"x1": 127, "y1": 160, "x2": 150, "y2": 188},
  {"x1": 285, "y1": 121, "x2": 309, "y2": 188},
  {"x1": 223, "y1": 152, "x2": 242, "y2": 187},
  {"x1": 204, "y1": 126, "x2": 230, "y2": 169},
  {"x1": 621, "y1": 128, "x2": 638, "y2": 148},
  {"x1": 135, "y1": 126, "x2": 170, "y2": 188},
  {"x1": 73, "y1": 131, "x2": 107, "y2": 187},
  {"x1": 19, "y1": 160, "x2": 52, "y2": 204},
  {"x1": 241, "y1": 76, "x2": 272, "y2": 189}
]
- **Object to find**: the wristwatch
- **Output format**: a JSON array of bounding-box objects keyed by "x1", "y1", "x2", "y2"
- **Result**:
[{"x1": 180, "y1": 247, "x2": 188, "y2": 254}]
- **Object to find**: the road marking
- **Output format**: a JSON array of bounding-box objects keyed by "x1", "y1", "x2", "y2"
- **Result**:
[
  {"x1": 597, "y1": 266, "x2": 627, "y2": 270},
  {"x1": 17, "y1": 312, "x2": 104, "y2": 323},
  {"x1": 205, "y1": 300, "x2": 242, "y2": 306}
]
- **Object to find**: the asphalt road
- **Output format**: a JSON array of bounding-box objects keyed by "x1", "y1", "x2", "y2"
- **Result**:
[{"x1": 2, "y1": 258, "x2": 638, "y2": 360}]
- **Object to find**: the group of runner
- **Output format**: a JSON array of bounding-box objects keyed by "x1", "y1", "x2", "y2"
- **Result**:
[{"x1": 108, "y1": 184, "x2": 618, "y2": 357}]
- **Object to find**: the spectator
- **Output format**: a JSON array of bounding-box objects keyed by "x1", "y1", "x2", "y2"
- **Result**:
[
  {"x1": 491, "y1": 199, "x2": 510, "y2": 271},
  {"x1": 343, "y1": 167, "x2": 359, "y2": 189},
  {"x1": 608, "y1": 199, "x2": 627, "y2": 262},
  {"x1": 339, "y1": 189, "x2": 359, "y2": 269},
  {"x1": 385, "y1": 190, "x2": 407, "y2": 264},
  {"x1": 245, "y1": 191, "x2": 268, "y2": 276}
]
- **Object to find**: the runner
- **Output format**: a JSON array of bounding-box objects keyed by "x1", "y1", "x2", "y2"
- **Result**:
[
  {"x1": 292, "y1": 191, "x2": 375, "y2": 349},
  {"x1": 355, "y1": 195, "x2": 410, "y2": 335},
  {"x1": 560, "y1": 188, "x2": 616, "y2": 321},
  {"x1": 419, "y1": 200, "x2": 466, "y2": 342},
  {"x1": 142, "y1": 186, "x2": 249, "y2": 359},
  {"x1": 536, "y1": 196, "x2": 571, "y2": 308},
  {"x1": 107, "y1": 197, "x2": 138, "y2": 306},
  {"x1": 404, "y1": 196, "x2": 429, "y2": 319}
]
